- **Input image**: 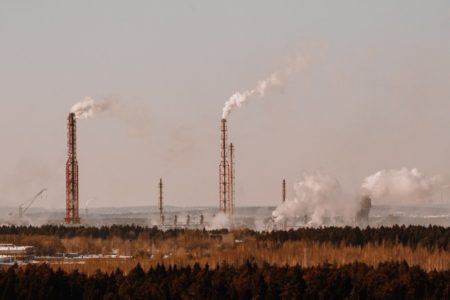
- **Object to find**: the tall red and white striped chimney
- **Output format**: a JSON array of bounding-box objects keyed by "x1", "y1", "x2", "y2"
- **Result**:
[
  {"x1": 65, "y1": 113, "x2": 80, "y2": 224},
  {"x1": 219, "y1": 118, "x2": 230, "y2": 214}
]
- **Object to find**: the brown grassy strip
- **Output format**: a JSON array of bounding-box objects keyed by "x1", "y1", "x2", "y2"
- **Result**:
[
  {"x1": 49, "y1": 240, "x2": 450, "y2": 274},
  {"x1": 2, "y1": 232, "x2": 449, "y2": 274}
]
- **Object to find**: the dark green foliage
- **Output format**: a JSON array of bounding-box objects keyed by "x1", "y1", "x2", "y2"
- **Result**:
[
  {"x1": 258, "y1": 225, "x2": 450, "y2": 250},
  {"x1": 0, "y1": 262, "x2": 449, "y2": 300}
]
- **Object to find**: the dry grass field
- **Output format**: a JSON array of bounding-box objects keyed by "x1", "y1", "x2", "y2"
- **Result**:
[
  {"x1": 2, "y1": 229, "x2": 449, "y2": 275},
  {"x1": 49, "y1": 235, "x2": 450, "y2": 274}
]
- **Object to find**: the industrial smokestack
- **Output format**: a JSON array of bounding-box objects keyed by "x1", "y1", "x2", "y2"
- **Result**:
[
  {"x1": 282, "y1": 179, "x2": 287, "y2": 230},
  {"x1": 159, "y1": 178, "x2": 164, "y2": 226},
  {"x1": 219, "y1": 119, "x2": 230, "y2": 214},
  {"x1": 85, "y1": 200, "x2": 89, "y2": 221},
  {"x1": 356, "y1": 195, "x2": 372, "y2": 226},
  {"x1": 65, "y1": 113, "x2": 80, "y2": 224},
  {"x1": 229, "y1": 143, "x2": 235, "y2": 215}
]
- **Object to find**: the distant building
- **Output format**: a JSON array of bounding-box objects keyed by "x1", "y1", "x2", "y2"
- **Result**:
[
  {"x1": 356, "y1": 196, "x2": 372, "y2": 225},
  {"x1": 0, "y1": 244, "x2": 34, "y2": 262},
  {"x1": 0, "y1": 256, "x2": 15, "y2": 267},
  {"x1": 209, "y1": 233, "x2": 235, "y2": 247}
]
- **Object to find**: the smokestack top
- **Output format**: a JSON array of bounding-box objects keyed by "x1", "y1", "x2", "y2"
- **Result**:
[{"x1": 67, "y1": 112, "x2": 77, "y2": 160}]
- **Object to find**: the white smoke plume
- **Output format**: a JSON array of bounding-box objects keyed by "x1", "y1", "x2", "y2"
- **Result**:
[
  {"x1": 69, "y1": 96, "x2": 152, "y2": 138},
  {"x1": 272, "y1": 172, "x2": 358, "y2": 227},
  {"x1": 361, "y1": 168, "x2": 445, "y2": 204},
  {"x1": 222, "y1": 54, "x2": 308, "y2": 119},
  {"x1": 208, "y1": 212, "x2": 231, "y2": 230},
  {"x1": 70, "y1": 97, "x2": 115, "y2": 119}
]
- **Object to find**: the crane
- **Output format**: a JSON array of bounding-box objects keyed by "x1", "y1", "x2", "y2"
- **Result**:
[{"x1": 19, "y1": 188, "x2": 47, "y2": 218}]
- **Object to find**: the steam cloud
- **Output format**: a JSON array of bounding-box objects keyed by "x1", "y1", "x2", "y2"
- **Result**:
[
  {"x1": 69, "y1": 96, "x2": 152, "y2": 138},
  {"x1": 361, "y1": 168, "x2": 445, "y2": 204},
  {"x1": 272, "y1": 168, "x2": 447, "y2": 228},
  {"x1": 208, "y1": 212, "x2": 231, "y2": 229},
  {"x1": 70, "y1": 97, "x2": 115, "y2": 119},
  {"x1": 272, "y1": 172, "x2": 358, "y2": 227},
  {"x1": 222, "y1": 54, "x2": 307, "y2": 119}
]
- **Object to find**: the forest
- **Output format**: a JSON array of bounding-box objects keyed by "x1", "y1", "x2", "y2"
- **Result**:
[
  {"x1": 1, "y1": 224, "x2": 449, "y2": 250},
  {"x1": 1, "y1": 261, "x2": 449, "y2": 299},
  {"x1": 1, "y1": 225, "x2": 450, "y2": 274}
]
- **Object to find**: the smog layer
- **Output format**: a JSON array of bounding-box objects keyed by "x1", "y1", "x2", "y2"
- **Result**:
[{"x1": 1, "y1": 3, "x2": 450, "y2": 230}]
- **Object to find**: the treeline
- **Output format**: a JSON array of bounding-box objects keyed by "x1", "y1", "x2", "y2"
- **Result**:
[
  {"x1": 1, "y1": 262, "x2": 449, "y2": 299},
  {"x1": 0, "y1": 224, "x2": 185, "y2": 240},
  {"x1": 257, "y1": 225, "x2": 450, "y2": 250},
  {"x1": 0, "y1": 225, "x2": 449, "y2": 250}
]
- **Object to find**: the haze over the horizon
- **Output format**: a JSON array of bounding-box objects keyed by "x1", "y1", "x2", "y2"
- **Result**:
[{"x1": 1, "y1": 1, "x2": 450, "y2": 209}]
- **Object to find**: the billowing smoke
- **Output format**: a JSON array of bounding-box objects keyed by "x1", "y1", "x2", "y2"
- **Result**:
[
  {"x1": 70, "y1": 97, "x2": 115, "y2": 119},
  {"x1": 272, "y1": 172, "x2": 358, "y2": 227},
  {"x1": 222, "y1": 54, "x2": 307, "y2": 119},
  {"x1": 208, "y1": 212, "x2": 231, "y2": 229},
  {"x1": 361, "y1": 168, "x2": 445, "y2": 204},
  {"x1": 69, "y1": 96, "x2": 152, "y2": 138}
]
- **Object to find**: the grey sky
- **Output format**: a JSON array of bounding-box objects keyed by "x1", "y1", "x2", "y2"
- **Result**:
[{"x1": 1, "y1": 1, "x2": 450, "y2": 208}]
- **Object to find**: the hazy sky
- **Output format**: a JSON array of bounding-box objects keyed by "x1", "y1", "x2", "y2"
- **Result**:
[{"x1": 1, "y1": 1, "x2": 450, "y2": 208}]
